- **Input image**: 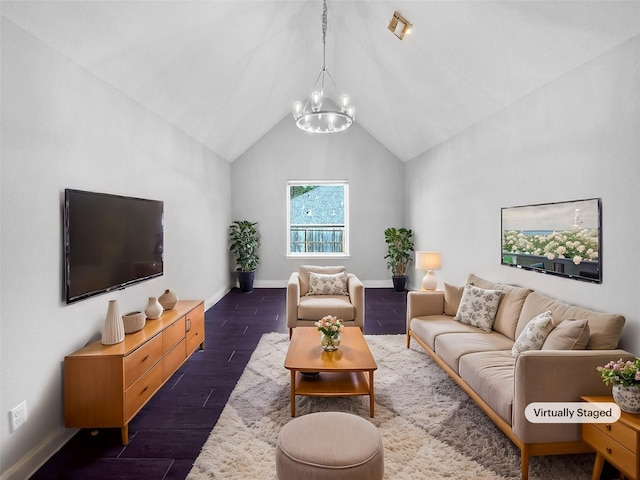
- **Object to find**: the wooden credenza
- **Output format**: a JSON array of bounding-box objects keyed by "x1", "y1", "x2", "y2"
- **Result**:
[{"x1": 64, "y1": 300, "x2": 205, "y2": 444}]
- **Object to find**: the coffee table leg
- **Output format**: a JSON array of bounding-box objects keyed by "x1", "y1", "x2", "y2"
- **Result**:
[
  {"x1": 369, "y1": 370, "x2": 375, "y2": 417},
  {"x1": 290, "y1": 370, "x2": 296, "y2": 417}
]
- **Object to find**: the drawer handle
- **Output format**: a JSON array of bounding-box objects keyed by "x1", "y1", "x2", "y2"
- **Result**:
[
  {"x1": 143, "y1": 355, "x2": 150, "y2": 361},
  {"x1": 605, "y1": 424, "x2": 612, "y2": 430},
  {"x1": 606, "y1": 447, "x2": 612, "y2": 454},
  {"x1": 143, "y1": 386, "x2": 149, "y2": 392}
]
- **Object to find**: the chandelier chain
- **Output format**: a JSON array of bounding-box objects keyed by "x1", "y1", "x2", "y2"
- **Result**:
[{"x1": 321, "y1": 0, "x2": 327, "y2": 69}]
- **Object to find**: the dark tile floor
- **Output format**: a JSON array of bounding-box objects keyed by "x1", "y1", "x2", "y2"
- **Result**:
[{"x1": 32, "y1": 288, "x2": 408, "y2": 479}]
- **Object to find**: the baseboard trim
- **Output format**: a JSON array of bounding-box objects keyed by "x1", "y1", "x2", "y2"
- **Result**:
[{"x1": 0, "y1": 427, "x2": 78, "y2": 480}]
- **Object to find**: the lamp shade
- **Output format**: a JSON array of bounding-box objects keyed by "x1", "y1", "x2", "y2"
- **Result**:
[{"x1": 415, "y1": 251, "x2": 441, "y2": 271}]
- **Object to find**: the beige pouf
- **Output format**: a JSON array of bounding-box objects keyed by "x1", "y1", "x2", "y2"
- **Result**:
[{"x1": 275, "y1": 412, "x2": 384, "y2": 480}]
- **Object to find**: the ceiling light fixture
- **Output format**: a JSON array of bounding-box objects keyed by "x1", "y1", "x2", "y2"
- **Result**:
[
  {"x1": 293, "y1": 0, "x2": 354, "y2": 134},
  {"x1": 388, "y1": 11, "x2": 412, "y2": 40}
]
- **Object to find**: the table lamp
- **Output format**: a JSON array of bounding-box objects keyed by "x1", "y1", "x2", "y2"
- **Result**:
[{"x1": 415, "y1": 251, "x2": 441, "y2": 290}]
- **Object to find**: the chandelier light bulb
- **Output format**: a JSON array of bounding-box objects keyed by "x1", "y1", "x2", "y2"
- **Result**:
[
  {"x1": 341, "y1": 94, "x2": 350, "y2": 112},
  {"x1": 293, "y1": 101, "x2": 303, "y2": 120},
  {"x1": 311, "y1": 91, "x2": 323, "y2": 112}
]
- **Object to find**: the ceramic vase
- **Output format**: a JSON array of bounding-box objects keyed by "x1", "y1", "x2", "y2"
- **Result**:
[
  {"x1": 320, "y1": 332, "x2": 341, "y2": 352},
  {"x1": 158, "y1": 289, "x2": 178, "y2": 310},
  {"x1": 102, "y1": 300, "x2": 125, "y2": 345},
  {"x1": 612, "y1": 384, "x2": 640, "y2": 413},
  {"x1": 145, "y1": 296, "x2": 164, "y2": 320}
]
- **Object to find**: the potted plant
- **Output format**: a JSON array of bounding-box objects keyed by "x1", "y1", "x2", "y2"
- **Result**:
[
  {"x1": 384, "y1": 227, "x2": 415, "y2": 292},
  {"x1": 229, "y1": 220, "x2": 260, "y2": 293},
  {"x1": 597, "y1": 357, "x2": 640, "y2": 413}
]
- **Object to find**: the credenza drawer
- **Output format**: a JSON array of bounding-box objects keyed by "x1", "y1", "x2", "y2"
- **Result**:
[
  {"x1": 163, "y1": 338, "x2": 186, "y2": 381},
  {"x1": 162, "y1": 316, "x2": 185, "y2": 354},
  {"x1": 583, "y1": 424, "x2": 636, "y2": 477},
  {"x1": 124, "y1": 334, "x2": 162, "y2": 390},
  {"x1": 125, "y1": 361, "x2": 163, "y2": 420}
]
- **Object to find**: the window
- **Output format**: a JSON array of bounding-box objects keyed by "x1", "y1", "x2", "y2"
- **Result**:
[{"x1": 287, "y1": 181, "x2": 349, "y2": 257}]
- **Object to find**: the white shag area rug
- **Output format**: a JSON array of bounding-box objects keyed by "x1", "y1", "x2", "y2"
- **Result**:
[{"x1": 187, "y1": 333, "x2": 594, "y2": 479}]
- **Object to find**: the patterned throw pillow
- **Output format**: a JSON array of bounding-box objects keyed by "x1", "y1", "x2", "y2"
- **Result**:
[
  {"x1": 307, "y1": 272, "x2": 348, "y2": 296},
  {"x1": 453, "y1": 284, "x2": 502, "y2": 332},
  {"x1": 512, "y1": 311, "x2": 554, "y2": 357}
]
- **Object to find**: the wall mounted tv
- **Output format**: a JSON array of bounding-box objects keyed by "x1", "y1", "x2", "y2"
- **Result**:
[
  {"x1": 64, "y1": 189, "x2": 164, "y2": 304},
  {"x1": 501, "y1": 198, "x2": 601, "y2": 283}
]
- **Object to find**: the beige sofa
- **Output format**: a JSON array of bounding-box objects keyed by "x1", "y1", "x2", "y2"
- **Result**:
[
  {"x1": 286, "y1": 265, "x2": 365, "y2": 338},
  {"x1": 406, "y1": 273, "x2": 634, "y2": 480}
]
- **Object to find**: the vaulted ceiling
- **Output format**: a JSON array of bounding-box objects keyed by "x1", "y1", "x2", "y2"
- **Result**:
[{"x1": 3, "y1": 1, "x2": 640, "y2": 162}]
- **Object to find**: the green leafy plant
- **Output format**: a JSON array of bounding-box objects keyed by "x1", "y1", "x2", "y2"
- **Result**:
[
  {"x1": 229, "y1": 220, "x2": 260, "y2": 272},
  {"x1": 384, "y1": 227, "x2": 415, "y2": 277},
  {"x1": 597, "y1": 358, "x2": 640, "y2": 389}
]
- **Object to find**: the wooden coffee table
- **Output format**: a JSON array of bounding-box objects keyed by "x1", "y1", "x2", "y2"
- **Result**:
[{"x1": 284, "y1": 327, "x2": 377, "y2": 417}]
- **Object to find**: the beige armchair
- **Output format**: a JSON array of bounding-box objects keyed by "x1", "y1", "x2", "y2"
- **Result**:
[{"x1": 286, "y1": 265, "x2": 365, "y2": 338}]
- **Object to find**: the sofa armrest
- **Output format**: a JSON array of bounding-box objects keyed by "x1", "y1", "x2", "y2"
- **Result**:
[
  {"x1": 286, "y1": 272, "x2": 301, "y2": 328},
  {"x1": 512, "y1": 349, "x2": 636, "y2": 443},
  {"x1": 347, "y1": 273, "x2": 365, "y2": 329},
  {"x1": 406, "y1": 291, "x2": 445, "y2": 331}
]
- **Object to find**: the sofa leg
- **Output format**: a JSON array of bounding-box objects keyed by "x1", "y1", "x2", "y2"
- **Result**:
[
  {"x1": 521, "y1": 445, "x2": 530, "y2": 480},
  {"x1": 406, "y1": 331, "x2": 411, "y2": 348},
  {"x1": 289, "y1": 328, "x2": 293, "y2": 340}
]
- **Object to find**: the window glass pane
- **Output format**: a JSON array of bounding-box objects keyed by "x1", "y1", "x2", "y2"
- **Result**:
[{"x1": 288, "y1": 182, "x2": 348, "y2": 256}]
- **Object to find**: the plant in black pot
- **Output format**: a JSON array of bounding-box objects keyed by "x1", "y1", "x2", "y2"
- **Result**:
[
  {"x1": 384, "y1": 227, "x2": 415, "y2": 292},
  {"x1": 229, "y1": 220, "x2": 260, "y2": 293}
]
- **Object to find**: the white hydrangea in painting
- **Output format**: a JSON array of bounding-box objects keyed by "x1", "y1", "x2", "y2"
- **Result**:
[{"x1": 503, "y1": 228, "x2": 599, "y2": 265}]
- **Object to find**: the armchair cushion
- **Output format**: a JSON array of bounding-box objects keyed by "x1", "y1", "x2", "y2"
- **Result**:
[
  {"x1": 299, "y1": 265, "x2": 346, "y2": 296},
  {"x1": 307, "y1": 271, "x2": 348, "y2": 296}
]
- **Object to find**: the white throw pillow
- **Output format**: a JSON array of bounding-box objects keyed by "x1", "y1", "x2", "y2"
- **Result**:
[
  {"x1": 307, "y1": 272, "x2": 348, "y2": 296},
  {"x1": 453, "y1": 284, "x2": 502, "y2": 332},
  {"x1": 512, "y1": 311, "x2": 554, "y2": 357}
]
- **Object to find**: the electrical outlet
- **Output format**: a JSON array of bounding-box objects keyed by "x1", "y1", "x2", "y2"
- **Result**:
[{"x1": 9, "y1": 400, "x2": 28, "y2": 432}]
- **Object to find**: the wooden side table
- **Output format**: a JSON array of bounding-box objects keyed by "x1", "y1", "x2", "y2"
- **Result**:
[{"x1": 581, "y1": 395, "x2": 640, "y2": 480}]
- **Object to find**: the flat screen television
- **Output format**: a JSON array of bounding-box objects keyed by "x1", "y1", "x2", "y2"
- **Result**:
[
  {"x1": 64, "y1": 189, "x2": 164, "y2": 304},
  {"x1": 501, "y1": 198, "x2": 602, "y2": 283}
]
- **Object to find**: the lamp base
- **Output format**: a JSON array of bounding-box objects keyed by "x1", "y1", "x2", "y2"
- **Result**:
[{"x1": 421, "y1": 271, "x2": 438, "y2": 290}]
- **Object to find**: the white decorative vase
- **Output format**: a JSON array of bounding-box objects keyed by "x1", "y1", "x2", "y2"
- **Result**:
[
  {"x1": 612, "y1": 384, "x2": 640, "y2": 413},
  {"x1": 102, "y1": 300, "x2": 124, "y2": 345},
  {"x1": 145, "y1": 296, "x2": 164, "y2": 320}
]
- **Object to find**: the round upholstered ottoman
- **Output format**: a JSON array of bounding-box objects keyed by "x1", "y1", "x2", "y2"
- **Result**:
[{"x1": 275, "y1": 412, "x2": 384, "y2": 480}]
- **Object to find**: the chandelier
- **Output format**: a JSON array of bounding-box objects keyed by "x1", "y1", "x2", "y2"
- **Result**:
[{"x1": 293, "y1": 0, "x2": 355, "y2": 133}]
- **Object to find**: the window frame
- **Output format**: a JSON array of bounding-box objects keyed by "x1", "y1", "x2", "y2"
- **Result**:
[{"x1": 286, "y1": 180, "x2": 350, "y2": 258}]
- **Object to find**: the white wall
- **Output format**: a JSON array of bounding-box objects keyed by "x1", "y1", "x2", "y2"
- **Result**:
[
  {"x1": 0, "y1": 20, "x2": 231, "y2": 477},
  {"x1": 406, "y1": 35, "x2": 640, "y2": 355},
  {"x1": 231, "y1": 116, "x2": 405, "y2": 286}
]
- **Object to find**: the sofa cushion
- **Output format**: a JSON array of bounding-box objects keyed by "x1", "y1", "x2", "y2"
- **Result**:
[
  {"x1": 297, "y1": 295, "x2": 355, "y2": 321},
  {"x1": 516, "y1": 291, "x2": 625, "y2": 349},
  {"x1": 454, "y1": 284, "x2": 502, "y2": 332},
  {"x1": 511, "y1": 311, "x2": 554, "y2": 357},
  {"x1": 443, "y1": 283, "x2": 465, "y2": 316},
  {"x1": 409, "y1": 316, "x2": 481, "y2": 350},
  {"x1": 542, "y1": 319, "x2": 590, "y2": 350},
  {"x1": 299, "y1": 266, "x2": 345, "y2": 296},
  {"x1": 467, "y1": 274, "x2": 532, "y2": 340},
  {"x1": 435, "y1": 332, "x2": 514, "y2": 374},
  {"x1": 307, "y1": 271, "x2": 348, "y2": 296},
  {"x1": 459, "y1": 351, "x2": 515, "y2": 424}
]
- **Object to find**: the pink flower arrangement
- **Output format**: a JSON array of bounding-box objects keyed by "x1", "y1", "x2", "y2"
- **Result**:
[
  {"x1": 597, "y1": 358, "x2": 640, "y2": 389},
  {"x1": 315, "y1": 315, "x2": 344, "y2": 337}
]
